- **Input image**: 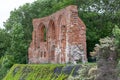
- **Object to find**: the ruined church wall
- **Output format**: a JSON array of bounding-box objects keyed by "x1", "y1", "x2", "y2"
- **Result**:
[{"x1": 28, "y1": 5, "x2": 87, "y2": 64}]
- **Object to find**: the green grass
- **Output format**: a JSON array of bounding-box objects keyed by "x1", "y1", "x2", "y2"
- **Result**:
[
  {"x1": 3, "y1": 64, "x2": 68, "y2": 80},
  {"x1": 3, "y1": 63, "x2": 97, "y2": 80}
]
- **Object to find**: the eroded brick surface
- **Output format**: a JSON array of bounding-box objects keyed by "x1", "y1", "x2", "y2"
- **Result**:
[{"x1": 28, "y1": 5, "x2": 87, "y2": 64}]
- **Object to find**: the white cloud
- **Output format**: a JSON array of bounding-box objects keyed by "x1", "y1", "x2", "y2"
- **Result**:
[{"x1": 0, "y1": 0, "x2": 35, "y2": 29}]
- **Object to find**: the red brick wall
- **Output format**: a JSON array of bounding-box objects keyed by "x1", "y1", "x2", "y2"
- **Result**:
[{"x1": 28, "y1": 5, "x2": 87, "y2": 64}]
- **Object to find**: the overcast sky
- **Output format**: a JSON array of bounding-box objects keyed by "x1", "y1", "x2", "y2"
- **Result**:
[{"x1": 0, "y1": 0, "x2": 35, "y2": 29}]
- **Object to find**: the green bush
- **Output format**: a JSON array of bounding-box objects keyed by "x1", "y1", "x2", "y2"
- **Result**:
[{"x1": 67, "y1": 63, "x2": 97, "y2": 80}]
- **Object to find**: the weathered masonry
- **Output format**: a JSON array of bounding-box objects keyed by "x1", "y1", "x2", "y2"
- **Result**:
[{"x1": 28, "y1": 5, "x2": 87, "y2": 64}]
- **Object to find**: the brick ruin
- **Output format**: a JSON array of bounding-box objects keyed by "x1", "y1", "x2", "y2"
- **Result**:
[{"x1": 28, "y1": 5, "x2": 87, "y2": 64}]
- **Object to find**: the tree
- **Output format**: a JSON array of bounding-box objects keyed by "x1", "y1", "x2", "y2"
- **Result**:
[
  {"x1": 77, "y1": 0, "x2": 120, "y2": 60},
  {"x1": 8, "y1": 23, "x2": 28, "y2": 63},
  {"x1": 112, "y1": 25, "x2": 120, "y2": 57},
  {"x1": 0, "y1": 29, "x2": 11, "y2": 79},
  {"x1": 0, "y1": 29, "x2": 11, "y2": 58}
]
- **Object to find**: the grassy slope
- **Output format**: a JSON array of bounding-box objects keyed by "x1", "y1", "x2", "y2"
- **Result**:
[{"x1": 4, "y1": 63, "x2": 96, "y2": 80}]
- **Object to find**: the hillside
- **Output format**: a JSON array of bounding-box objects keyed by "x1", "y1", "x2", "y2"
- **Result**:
[{"x1": 3, "y1": 63, "x2": 96, "y2": 80}]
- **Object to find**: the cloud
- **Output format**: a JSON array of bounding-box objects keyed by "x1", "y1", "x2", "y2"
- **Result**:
[{"x1": 0, "y1": 0, "x2": 35, "y2": 28}]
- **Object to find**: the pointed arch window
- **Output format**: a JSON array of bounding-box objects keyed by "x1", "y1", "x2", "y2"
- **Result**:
[
  {"x1": 40, "y1": 25, "x2": 47, "y2": 42},
  {"x1": 49, "y1": 20, "x2": 56, "y2": 40}
]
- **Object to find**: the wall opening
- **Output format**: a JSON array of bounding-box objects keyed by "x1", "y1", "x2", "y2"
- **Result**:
[
  {"x1": 44, "y1": 52, "x2": 46, "y2": 57},
  {"x1": 51, "y1": 45, "x2": 55, "y2": 61},
  {"x1": 49, "y1": 20, "x2": 56, "y2": 62},
  {"x1": 49, "y1": 20, "x2": 56, "y2": 40},
  {"x1": 40, "y1": 25, "x2": 47, "y2": 42}
]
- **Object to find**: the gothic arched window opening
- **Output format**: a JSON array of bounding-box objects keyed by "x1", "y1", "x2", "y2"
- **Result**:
[{"x1": 40, "y1": 25, "x2": 47, "y2": 42}]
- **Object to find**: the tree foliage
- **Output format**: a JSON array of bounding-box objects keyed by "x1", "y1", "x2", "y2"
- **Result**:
[
  {"x1": 77, "y1": 0, "x2": 120, "y2": 60},
  {"x1": 112, "y1": 25, "x2": 120, "y2": 56},
  {"x1": 0, "y1": 29, "x2": 11, "y2": 58}
]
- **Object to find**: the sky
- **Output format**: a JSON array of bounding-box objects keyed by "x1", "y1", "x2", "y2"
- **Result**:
[{"x1": 0, "y1": 0, "x2": 35, "y2": 29}]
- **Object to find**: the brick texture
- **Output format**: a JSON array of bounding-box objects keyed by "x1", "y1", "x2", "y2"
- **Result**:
[{"x1": 28, "y1": 5, "x2": 87, "y2": 64}]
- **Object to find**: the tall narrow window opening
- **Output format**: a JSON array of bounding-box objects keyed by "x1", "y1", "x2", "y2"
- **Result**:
[{"x1": 40, "y1": 25, "x2": 47, "y2": 42}]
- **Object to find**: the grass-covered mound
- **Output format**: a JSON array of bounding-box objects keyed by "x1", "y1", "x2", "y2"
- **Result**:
[
  {"x1": 67, "y1": 63, "x2": 97, "y2": 80},
  {"x1": 4, "y1": 63, "x2": 96, "y2": 80}
]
